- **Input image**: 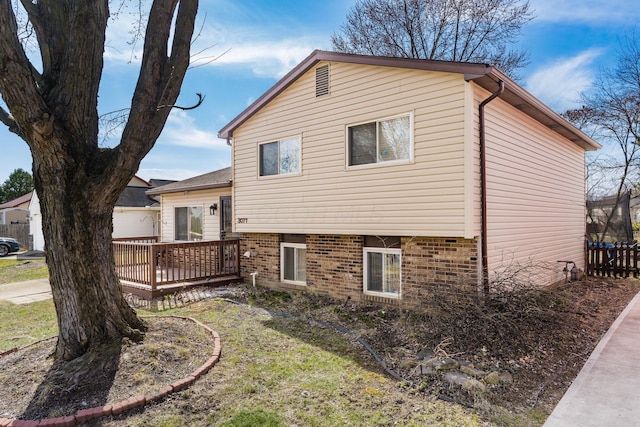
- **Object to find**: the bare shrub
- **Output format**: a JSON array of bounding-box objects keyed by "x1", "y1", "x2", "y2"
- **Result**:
[{"x1": 424, "y1": 266, "x2": 568, "y2": 358}]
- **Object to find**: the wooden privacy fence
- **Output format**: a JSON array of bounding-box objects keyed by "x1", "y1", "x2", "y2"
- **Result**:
[
  {"x1": 113, "y1": 238, "x2": 241, "y2": 298},
  {"x1": 586, "y1": 241, "x2": 639, "y2": 278},
  {"x1": 0, "y1": 223, "x2": 30, "y2": 249}
]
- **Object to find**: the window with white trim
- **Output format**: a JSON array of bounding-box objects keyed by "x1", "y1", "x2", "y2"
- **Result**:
[
  {"x1": 259, "y1": 137, "x2": 301, "y2": 176},
  {"x1": 348, "y1": 114, "x2": 412, "y2": 166},
  {"x1": 363, "y1": 247, "x2": 401, "y2": 298},
  {"x1": 281, "y1": 242, "x2": 306, "y2": 284},
  {"x1": 174, "y1": 206, "x2": 203, "y2": 241}
]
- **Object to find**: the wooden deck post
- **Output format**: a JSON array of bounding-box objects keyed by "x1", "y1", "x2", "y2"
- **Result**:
[
  {"x1": 149, "y1": 243, "x2": 157, "y2": 291},
  {"x1": 235, "y1": 240, "x2": 240, "y2": 275}
]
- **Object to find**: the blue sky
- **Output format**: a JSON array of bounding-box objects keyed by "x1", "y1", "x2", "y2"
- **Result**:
[{"x1": 1, "y1": 0, "x2": 638, "y2": 184}]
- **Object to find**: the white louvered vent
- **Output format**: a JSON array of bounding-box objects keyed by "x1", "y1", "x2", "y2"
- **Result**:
[{"x1": 315, "y1": 65, "x2": 329, "y2": 97}]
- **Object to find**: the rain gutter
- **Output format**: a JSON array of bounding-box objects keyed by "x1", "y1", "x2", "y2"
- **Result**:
[{"x1": 479, "y1": 79, "x2": 504, "y2": 293}]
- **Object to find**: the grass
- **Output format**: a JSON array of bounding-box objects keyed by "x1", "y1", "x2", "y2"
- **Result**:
[
  {"x1": 0, "y1": 299, "x2": 58, "y2": 351},
  {"x1": 0, "y1": 293, "x2": 484, "y2": 426},
  {"x1": 0, "y1": 259, "x2": 49, "y2": 285},
  {"x1": 112, "y1": 300, "x2": 485, "y2": 427}
]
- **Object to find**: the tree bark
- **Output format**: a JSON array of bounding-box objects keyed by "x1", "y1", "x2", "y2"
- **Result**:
[
  {"x1": 37, "y1": 170, "x2": 146, "y2": 360},
  {"x1": 0, "y1": 0, "x2": 198, "y2": 361}
]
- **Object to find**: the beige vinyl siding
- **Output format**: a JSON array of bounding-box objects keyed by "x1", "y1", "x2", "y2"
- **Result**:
[
  {"x1": 232, "y1": 62, "x2": 470, "y2": 237},
  {"x1": 480, "y1": 87, "x2": 585, "y2": 284},
  {"x1": 159, "y1": 188, "x2": 231, "y2": 242},
  {"x1": 464, "y1": 83, "x2": 482, "y2": 238}
]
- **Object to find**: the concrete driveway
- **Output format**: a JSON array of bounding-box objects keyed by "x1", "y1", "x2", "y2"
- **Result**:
[
  {"x1": 0, "y1": 278, "x2": 52, "y2": 304},
  {"x1": 0, "y1": 251, "x2": 51, "y2": 304}
]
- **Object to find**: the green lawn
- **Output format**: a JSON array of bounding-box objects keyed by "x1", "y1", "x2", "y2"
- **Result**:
[
  {"x1": 0, "y1": 259, "x2": 49, "y2": 285},
  {"x1": 0, "y1": 295, "x2": 485, "y2": 426},
  {"x1": 0, "y1": 299, "x2": 58, "y2": 351}
]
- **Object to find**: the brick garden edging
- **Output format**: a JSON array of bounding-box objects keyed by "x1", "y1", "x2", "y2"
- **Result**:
[{"x1": 0, "y1": 316, "x2": 222, "y2": 426}]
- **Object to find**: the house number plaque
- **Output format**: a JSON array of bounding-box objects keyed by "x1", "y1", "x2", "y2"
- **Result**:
[{"x1": 237, "y1": 217, "x2": 248, "y2": 224}]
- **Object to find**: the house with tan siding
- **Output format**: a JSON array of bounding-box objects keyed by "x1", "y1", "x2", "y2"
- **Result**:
[
  {"x1": 218, "y1": 50, "x2": 600, "y2": 310},
  {"x1": 146, "y1": 167, "x2": 233, "y2": 242},
  {"x1": 0, "y1": 192, "x2": 31, "y2": 225}
]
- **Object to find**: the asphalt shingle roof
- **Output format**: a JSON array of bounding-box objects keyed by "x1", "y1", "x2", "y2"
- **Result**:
[{"x1": 146, "y1": 167, "x2": 231, "y2": 196}]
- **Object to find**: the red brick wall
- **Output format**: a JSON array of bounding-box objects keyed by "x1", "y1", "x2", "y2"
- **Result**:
[
  {"x1": 306, "y1": 235, "x2": 363, "y2": 301},
  {"x1": 239, "y1": 233, "x2": 479, "y2": 311},
  {"x1": 402, "y1": 237, "x2": 479, "y2": 309},
  {"x1": 239, "y1": 233, "x2": 281, "y2": 283}
]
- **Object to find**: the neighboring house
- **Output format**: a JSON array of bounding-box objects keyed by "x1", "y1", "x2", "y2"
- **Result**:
[
  {"x1": 218, "y1": 50, "x2": 600, "y2": 310},
  {"x1": 0, "y1": 192, "x2": 31, "y2": 225},
  {"x1": 30, "y1": 176, "x2": 162, "y2": 251},
  {"x1": 586, "y1": 191, "x2": 634, "y2": 242},
  {"x1": 146, "y1": 167, "x2": 233, "y2": 242}
]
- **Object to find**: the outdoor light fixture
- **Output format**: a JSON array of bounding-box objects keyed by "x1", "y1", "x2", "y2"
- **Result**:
[{"x1": 209, "y1": 203, "x2": 217, "y2": 215}]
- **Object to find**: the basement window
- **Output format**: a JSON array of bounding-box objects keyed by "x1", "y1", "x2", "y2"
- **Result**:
[
  {"x1": 281, "y1": 234, "x2": 306, "y2": 285},
  {"x1": 363, "y1": 236, "x2": 401, "y2": 298}
]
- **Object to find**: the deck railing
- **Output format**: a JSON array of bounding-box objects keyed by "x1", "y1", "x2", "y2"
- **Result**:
[
  {"x1": 113, "y1": 238, "x2": 240, "y2": 291},
  {"x1": 113, "y1": 236, "x2": 159, "y2": 244},
  {"x1": 586, "y1": 241, "x2": 639, "y2": 278}
]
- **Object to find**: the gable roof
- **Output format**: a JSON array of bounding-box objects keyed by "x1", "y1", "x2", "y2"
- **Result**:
[
  {"x1": 116, "y1": 186, "x2": 159, "y2": 208},
  {"x1": 0, "y1": 191, "x2": 32, "y2": 209},
  {"x1": 149, "y1": 179, "x2": 178, "y2": 188},
  {"x1": 146, "y1": 167, "x2": 232, "y2": 196},
  {"x1": 128, "y1": 175, "x2": 151, "y2": 187},
  {"x1": 218, "y1": 50, "x2": 600, "y2": 151}
]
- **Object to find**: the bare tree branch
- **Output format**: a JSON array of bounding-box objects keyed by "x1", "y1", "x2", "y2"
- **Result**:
[{"x1": 332, "y1": 0, "x2": 533, "y2": 78}]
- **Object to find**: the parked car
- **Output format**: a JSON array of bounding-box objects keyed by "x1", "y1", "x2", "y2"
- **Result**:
[{"x1": 0, "y1": 237, "x2": 20, "y2": 257}]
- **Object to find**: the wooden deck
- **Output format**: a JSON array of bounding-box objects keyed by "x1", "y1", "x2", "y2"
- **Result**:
[{"x1": 113, "y1": 237, "x2": 242, "y2": 298}]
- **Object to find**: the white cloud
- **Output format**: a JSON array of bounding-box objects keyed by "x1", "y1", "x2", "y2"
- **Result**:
[
  {"x1": 525, "y1": 49, "x2": 602, "y2": 111},
  {"x1": 190, "y1": 23, "x2": 322, "y2": 79},
  {"x1": 195, "y1": 41, "x2": 315, "y2": 78},
  {"x1": 103, "y1": 1, "x2": 328, "y2": 78},
  {"x1": 136, "y1": 167, "x2": 206, "y2": 182},
  {"x1": 103, "y1": 3, "x2": 149, "y2": 64},
  {"x1": 157, "y1": 110, "x2": 227, "y2": 149},
  {"x1": 530, "y1": 0, "x2": 638, "y2": 24}
]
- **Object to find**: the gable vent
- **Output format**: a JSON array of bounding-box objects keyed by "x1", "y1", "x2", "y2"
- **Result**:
[{"x1": 315, "y1": 65, "x2": 329, "y2": 97}]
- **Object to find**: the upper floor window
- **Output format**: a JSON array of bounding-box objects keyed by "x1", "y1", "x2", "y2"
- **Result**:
[
  {"x1": 348, "y1": 114, "x2": 412, "y2": 166},
  {"x1": 259, "y1": 137, "x2": 301, "y2": 176}
]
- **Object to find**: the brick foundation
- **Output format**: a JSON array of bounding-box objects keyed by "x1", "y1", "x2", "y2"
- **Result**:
[
  {"x1": 401, "y1": 237, "x2": 479, "y2": 310},
  {"x1": 239, "y1": 233, "x2": 479, "y2": 311},
  {"x1": 239, "y1": 233, "x2": 281, "y2": 283}
]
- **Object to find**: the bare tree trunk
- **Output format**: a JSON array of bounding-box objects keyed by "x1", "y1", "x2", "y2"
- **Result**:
[
  {"x1": 35, "y1": 163, "x2": 146, "y2": 360},
  {"x1": 0, "y1": 0, "x2": 198, "y2": 362}
]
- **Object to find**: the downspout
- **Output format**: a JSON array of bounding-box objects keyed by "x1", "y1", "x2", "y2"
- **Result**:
[{"x1": 479, "y1": 79, "x2": 504, "y2": 294}]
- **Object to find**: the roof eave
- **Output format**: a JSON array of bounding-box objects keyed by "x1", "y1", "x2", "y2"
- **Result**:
[
  {"x1": 146, "y1": 181, "x2": 232, "y2": 196},
  {"x1": 471, "y1": 69, "x2": 601, "y2": 151}
]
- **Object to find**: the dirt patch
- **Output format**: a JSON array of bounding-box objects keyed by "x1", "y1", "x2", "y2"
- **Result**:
[
  {"x1": 0, "y1": 274, "x2": 637, "y2": 425},
  {"x1": 0, "y1": 316, "x2": 214, "y2": 421},
  {"x1": 230, "y1": 276, "x2": 640, "y2": 416}
]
